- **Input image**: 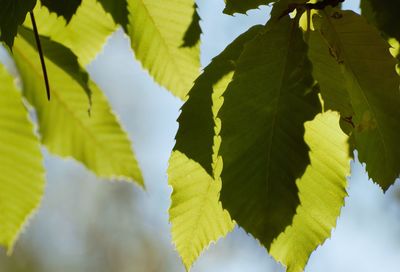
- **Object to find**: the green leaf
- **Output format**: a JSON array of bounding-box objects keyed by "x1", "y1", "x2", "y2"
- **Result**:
[
  {"x1": 270, "y1": 111, "x2": 351, "y2": 272},
  {"x1": 127, "y1": 0, "x2": 200, "y2": 100},
  {"x1": 18, "y1": 26, "x2": 92, "y2": 103},
  {"x1": 314, "y1": 10, "x2": 400, "y2": 190},
  {"x1": 0, "y1": 0, "x2": 36, "y2": 48},
  {"x1": 13, "y1": 34, "x2": 143, "y2": 186},
  {"x1": 40, "y1": 0, "x2": 82, "y2": 22},
  {"x1": 174, "y1": 25, "x2": 263, "y2": 176},
  {"x1": 182, "y1": 3, "x2": 201, "y2": 48},
  {"x1": 307, "y1": 29, "x2": 353, "y2": 116},
  {"x1": 169, "y1": 27, "x2": 263, "y2": 269},
  {"x1": 223, "y1": 0, "x2": 273, "y2": 15},
  {"x1": 0, "y1": 64, "x2": 45, "y2": 253},
  {"x1": 97, "y1": 0, "x2": 128, "y2": 31},
  {"x1": 26, "y1": 0, "x2": 117, "y2": 66},
  {"x1": 218, "y1": 16, "x2": 321, "y2": 247},
  {"x1": 360, "y1": 0, "x2": 400, "y2": 41}
]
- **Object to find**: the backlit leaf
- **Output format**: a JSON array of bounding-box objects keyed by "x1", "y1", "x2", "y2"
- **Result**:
[
  {"x1": 0, "y1": 64, "x2": 45, "y2": 253},
  {"x1": 13, "y1": 34, "x2": 143, "y2": 185},
  {"x1": 219, "y1": 16, "x2": 321, "y2": 247},
  {"x1": 314, "y1": 10, "x2": 400, "y2": 190},
  {"x1": 174, "y1": 25, "x2": 263, "y2": 176},
  {"x1": 127, "y1": 0, "x2": 200, "y2": 99},
  {"x1": 169, "y1": 27, "x2": 262, "y2": 269},
  {"x1": 270, "y1": 111, "x2": 351, "y2": 272},
  {"x1": 26, "y1": 0, "x2": 116, "y2": 66},
  {"x1": 18, "y1": 27, "x2": 92, "y2": 102}
]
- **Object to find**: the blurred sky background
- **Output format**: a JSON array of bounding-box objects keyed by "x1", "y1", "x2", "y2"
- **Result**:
[{"x1": 2, "y1": 0, "x2": 400, "y2": 271}]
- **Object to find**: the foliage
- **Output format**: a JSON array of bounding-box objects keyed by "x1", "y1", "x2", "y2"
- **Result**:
[{"x1": 0, "y1": 0, "x2": 399, "y2": 271}]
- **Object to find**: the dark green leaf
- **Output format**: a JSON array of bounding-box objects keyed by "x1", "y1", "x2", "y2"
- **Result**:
[
  {"x1": 40, "y1": 0, "x2": 82, "y2": 22},
  {"x1": 224, "y1": 0, "x2": 273, "y2": 15},
  {"x1": 308, "y1": 29, "x2": 353, "y2": 116},
  {"x1": 314, "y1": 10, "x2": 400, "y2": 190},
  {"x1": 0, "y1": 0, "x2": 36, "y2": 48},
  {"x1": 219, "y1": 16, "x2": 321, "y2": 247},
  {"x1": 182, "y1": 3, "x2": 201, "y2": 48},
  {"x1": 174, "y1": 25, "x2": 263, "y2": 176},
  {"x1": 360, "y1": 0, "x2": 400, "y2": 41},
  {"x1": 97, "y1": 0, "x2": 128, "y2": 31}
]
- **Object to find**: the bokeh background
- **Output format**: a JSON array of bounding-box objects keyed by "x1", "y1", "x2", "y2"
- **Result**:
[{"x1": 2, "y1": 0, "x2": 400, "y2": 271}]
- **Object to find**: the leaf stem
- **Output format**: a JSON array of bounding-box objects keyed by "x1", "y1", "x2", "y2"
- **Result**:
[{"x1": 29, "y1": 11, "x2": 50, "y2": 101}]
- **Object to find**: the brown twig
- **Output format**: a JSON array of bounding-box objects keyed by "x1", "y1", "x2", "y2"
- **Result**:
[{"x1": 29, "y1": 11, "x2": 50, "y2": 100}]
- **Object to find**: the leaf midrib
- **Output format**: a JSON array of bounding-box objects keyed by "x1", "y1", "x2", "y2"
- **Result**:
[
  {"x1": 264, "y1": 21, "x2": 297, "y2": 209},
  {"x1": 134, "y1": 0, "x2": 189, "y2": 94}
]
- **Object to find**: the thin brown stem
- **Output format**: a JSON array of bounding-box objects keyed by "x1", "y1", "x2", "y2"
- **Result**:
[{"x1": 29, "y1": 11, "x2": 50, "y2": 100}]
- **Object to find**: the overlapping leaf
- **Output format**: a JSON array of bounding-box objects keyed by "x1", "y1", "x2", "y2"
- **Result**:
[
  {"x1": 12, "y1": 34, "x2": 143, "y2": 185},
  {"x1": 174, "y1": 25, "x2": 263, "y2": 176},
  {"x1": 218, "y1": 16, "x2": 321, "y2": 247},
  {"x1": 0, "y1": 64, "x2": 45, "y2": 253},
  {"x1": 224, "y1": 0, "x2": 273, "y2": 15},
  {"x1": 18, "y1": 27, "x2": 92, "y2": 102},
  {"x1": 182, "y1": 4, "x2": 201, "y2": 48},
  {"x1": 270, "y1": 111, "x2": 351, "y2": 272},
  {"x1": 127, "y1": 0, "x2": 200, "y2": 99},
  {"x1": 360, "y1": 0, "x2": 400, "y2": 41},
  {"x1": 26, "y1": 0, "x2": 117, "y2": 66},
  {"x1": 97, "y1": 0, "x2": 128, "y2": 30},
  {"x1": 169, "y1": 26, "x2": 262, "y2": 270},
  {"x1": 314, "y1": 10, "x2": 400, "y2": 190},
  {"x1": 307, "y1": 29, "x2": 353, "y2": 116},
  {"x1": 40, "y1": 0, "x2": 82, "y2": 22},
  {"x1": 0, "y1": 0, "x2": 36, "y2": 48}
]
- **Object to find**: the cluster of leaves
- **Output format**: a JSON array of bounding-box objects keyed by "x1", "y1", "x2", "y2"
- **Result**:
[
  {"x1": 0, "y1": 0, "x2": 399, "y2": 271},
  {"x1": 0, "y1": 0, "x2": 199, "y2": 254}
]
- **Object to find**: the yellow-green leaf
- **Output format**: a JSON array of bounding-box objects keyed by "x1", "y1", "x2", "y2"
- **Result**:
[
  {"x1": 169, "y1": 73, "x2": 235, "y2": 271},
  {"x1": 127, "y1": 0, "x2": 200, "y2": 99},
  {"x1": 270, "y1": 111, "x2": 351, "y2": 272},
  {"x1": 26, "y1": 0, "x2": 116, "y2": 66},
  {"x1": 12, "y1": 34, "x2": 143, "y2": 185},
  {"x1": 0, "y1": 64, "x2": 45, "y2": 253}
]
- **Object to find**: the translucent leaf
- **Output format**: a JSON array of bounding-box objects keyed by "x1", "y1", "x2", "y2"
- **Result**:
[
  {"x1": 13, "y1": 34, "x2": 143, "y2": 185},
  {"x1": 314, "y1": 10, "x2": 400, "y2": 190},
  {"x1": 174, "y1": 25, "x2": 263, "y2": 176},
  {"x1": 0, "y1": 0, "x2": 36, "y2": 48},
  {"x1": 127, "y1": 0, "x2": 200, "y2": 99},
  {"x1": 223, "y1": 0, "x2": 273, "y2": 15},
  {"x1": 40, "y1": 0, "x2": 82, "y2": 22},
  {"x1": 169, "y1": 26, "x2": 262, "y2": 269},
  {"x1": 18, "y1": 27, "x2": 92, "y2": 103},
  {"x1": 169, "y1": 74, "x2": 235, "y2": 270},
  {"x1": 307, "y1": 29, "x2": 353, "y2": 116},
  {"x1": 218, "y1": 16, "x2": 321, "y2": 247},
  {"x1": 26, "y1": 0, "x2": 116, "y2": 66},
  {"x1": 0, "y1": 64, "x2": 45, "y2": 253},
  {"x1": 270, "y1": 111, "x2": 351, "y2": 272},
  {"x1": 97, "y1": 0, "x2": 128, "y2": 30}
]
